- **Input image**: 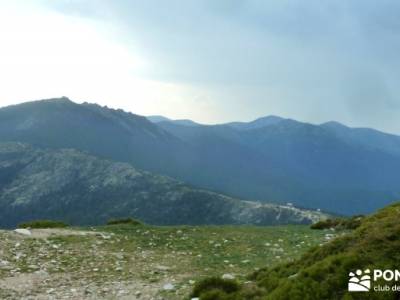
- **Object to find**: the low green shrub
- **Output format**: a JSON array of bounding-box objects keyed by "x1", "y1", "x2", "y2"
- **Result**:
[
  {"x1": 310, "y1": 218, "x2": 341, "y2": 230},
  {"x1": 190, "y1": 277, "x2": 240, "y2": 299},
  {"x1": 106, "y1": 217, "x2": 142, "y2": 226},
  {"x1": 310, "y1": 215, "x2": 364, "y2": 230},
  {"x1": 198, "y1": 289, "x2": 230, "y2": 300},
  {"x1": 342, "y1": 215, "x2": 364, "y2": 229},
  {"x1": 18, "y1": 219, "x2": 69, "y2": 229}
]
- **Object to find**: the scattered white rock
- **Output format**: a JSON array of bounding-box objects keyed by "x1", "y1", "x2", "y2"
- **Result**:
[
  {"x1": 28, "y1": 264, "x2": 39, "y2": 269},
  {"x1": 0, "y1": 260, "x2": 12, "y2": 270},
  {"x1": 163, "y1": 283, "x2": 175, "y2": 291},
  {"x1": 34, "y1": 270, "x2": 48, "y2": 276},
  {"x1": 156, "y1": 265, "x2": 170, "y2": 272},
  {"x1": 222, "y1": 273, "x2": 235, "y2": 280},
  {"x1": 0, "y1": 260, "x2": 9, "y2": 266},
  {"x1": 325, "y1": 234, "x2": 335, "y2": 240},
  {"x1": 14, "y1": 228, "x2": 31, "y2": 236}
]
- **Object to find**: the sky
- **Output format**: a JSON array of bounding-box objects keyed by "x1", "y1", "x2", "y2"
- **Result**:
[{"x1": 0, "y1": 0, "x2": 399, "y2": 133}]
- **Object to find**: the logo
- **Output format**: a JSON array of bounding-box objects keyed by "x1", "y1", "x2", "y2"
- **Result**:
[
  {"x1": 348, "y1": 269, "x2": 371, "y2": 292},
  {"x1": 348, "y1": 269, "x2": 400, "y2": 292}
]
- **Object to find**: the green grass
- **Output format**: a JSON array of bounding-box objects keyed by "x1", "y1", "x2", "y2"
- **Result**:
[
  {"x1": 98, "y1": 225, "x2": 328, "y2": 280},
  {"x1": 0, "y1": 224, "x2": 328, "y2": 299}
]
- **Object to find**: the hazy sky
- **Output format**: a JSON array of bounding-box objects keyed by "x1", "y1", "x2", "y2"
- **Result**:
[{"x1": 0, "y1": 1, "x2": 399, "y2": 133}]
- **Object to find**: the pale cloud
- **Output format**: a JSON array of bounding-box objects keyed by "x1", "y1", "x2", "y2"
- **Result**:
[
  {"x1": 0, "y1": 0, "x2": 202, "y2": 119},
  {"x1": 1, "y1": 0, "x2": 400, "y2": 133}
]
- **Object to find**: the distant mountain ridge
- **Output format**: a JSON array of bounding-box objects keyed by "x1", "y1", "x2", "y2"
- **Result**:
[
  {"x1": 321, "y1": 121, "x2": 400, "y2": 157},
  {"x1": 224, "y1": 115, "x2": 286, "y2": 130},
  {"x1": 147, "y1": 115, "x2": 201, "y2": 127},
  {"x1": 0, "y1": 142, "x2": 327, "y2": 228},
  {"x1": 148, "y1": 113, "x2": 400, "y2": 215},
  {"x1": 1, "y1": 98, "x2": 399, "y2": 216},
  {"x1": 148, "y1": 115, "x2": 286, "y2": 129}
]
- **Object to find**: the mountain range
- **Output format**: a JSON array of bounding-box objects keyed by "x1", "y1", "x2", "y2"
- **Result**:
[
  {"x1": 151, "y1": 113, "x2": 400, "y2": 215},
  {"x1": 0, "y1": 97, "x2": 399, "y2": 218},
  {"x1": 0, "y1": 142, "x2": 326, "y2": 228}
]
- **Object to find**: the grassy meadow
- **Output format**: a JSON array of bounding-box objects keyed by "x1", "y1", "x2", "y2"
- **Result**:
[{"x1": 0, "y1": 224, "x2": 332, "y2": 299}]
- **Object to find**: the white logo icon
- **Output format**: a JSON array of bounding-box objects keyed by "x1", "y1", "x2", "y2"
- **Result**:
[{"x1": 348, "y1": 269, "x2": 371, "y2": 292}]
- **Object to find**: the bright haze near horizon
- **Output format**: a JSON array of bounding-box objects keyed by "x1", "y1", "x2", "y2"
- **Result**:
[{"x1": 0, "y1": 0, "x2": 399, "y2": 134}]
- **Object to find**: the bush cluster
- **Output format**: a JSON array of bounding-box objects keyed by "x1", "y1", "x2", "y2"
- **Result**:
[
  {"x1": 310, "y1": 215, "x2": 364, "y2": 230},
  {"x1": 190, "y1": 277, "x2": 241, "y2": 300},
  {"x1": 106, "y1": 217, "x2": 142, "y2": 226},
  {"x1": 18, "y1": 219, "x2": 69, "y2": 229}
]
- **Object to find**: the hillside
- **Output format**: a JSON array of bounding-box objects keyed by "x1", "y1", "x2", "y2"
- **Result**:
[
  {"x1": 191, "y1": 202, "x2": 400, "y2": 299},
  {"x1": 0, "y1": 142, "x2": 326, "y2": 228},
  {"x1": 1, "y1": 98, "x2": 400, "y2": 216},
  {"x1": 0, "y1": 98, "x2": 190, "y2": 176}
]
